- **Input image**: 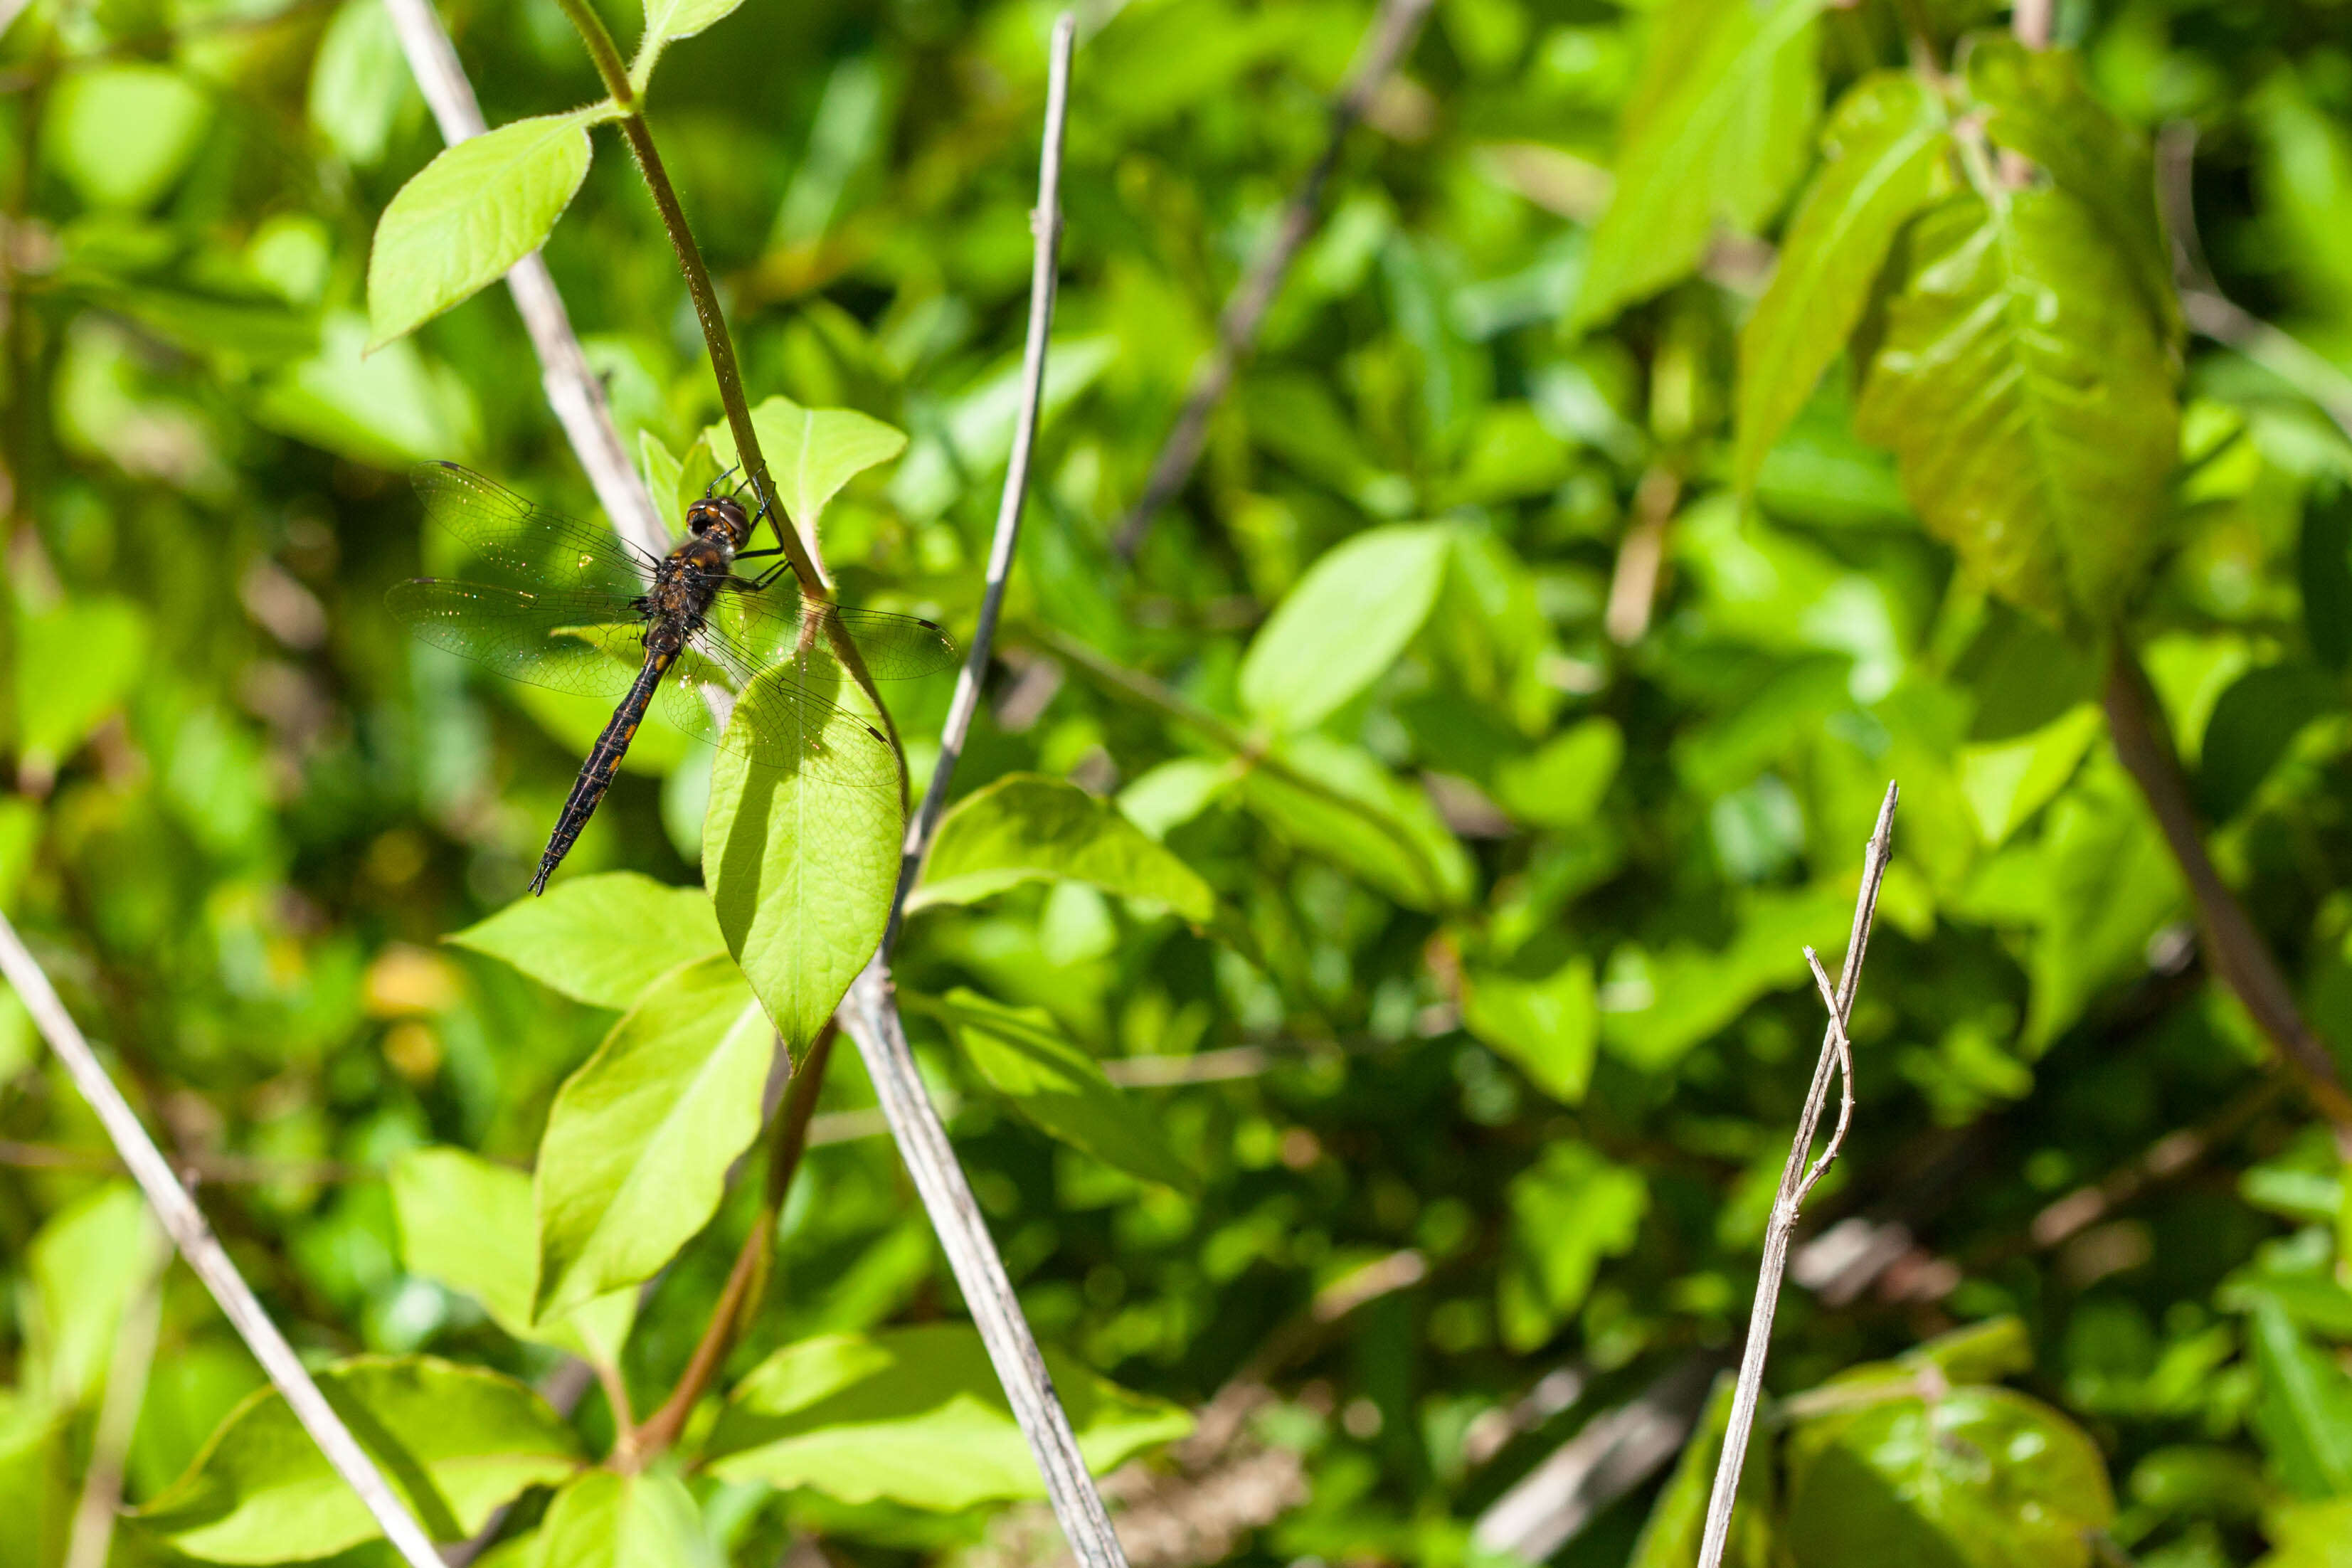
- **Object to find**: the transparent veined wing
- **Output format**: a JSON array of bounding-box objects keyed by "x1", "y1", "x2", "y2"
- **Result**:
[
  {"x1": 411, "y1": 461, "x2": 655, "y2": 599},
  {"x1": 386, "y1": 581, "x2": 648, "y2": 699},
  {"x1": 704, "y1": 581, "x2": 957, "y2": 682}
]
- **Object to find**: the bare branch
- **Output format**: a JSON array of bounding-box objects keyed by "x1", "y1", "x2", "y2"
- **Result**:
[
  {"x1": 835, "y1": 19, "x2": 1130, "y2": 1567},
  {"x1": 0, "y1": 912, "x2": 445, "y2": 1568},
  {"x1": 1793, "y1": 945, "x2": 1855, "y2": 1207},
  {"x1": 1696, "y1": 783, "x2": 1898, "y2": 1568},
  {"x1": 377, "y1": 0, "x2": 669, "y2": 559},
  {"x1": 1109, "y1": 0, "x2": 1435, "y2": 561}
]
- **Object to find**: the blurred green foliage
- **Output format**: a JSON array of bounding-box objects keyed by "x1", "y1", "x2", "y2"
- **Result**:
[{"x1": 9, "y1": 0, "x2": 2352, "y2": 1564}]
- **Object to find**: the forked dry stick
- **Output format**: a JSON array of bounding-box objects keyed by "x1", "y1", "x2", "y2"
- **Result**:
[
  {"x1": 0, "y1": 912, "x2": 445, "y2": 1568},
  {"x1": 835, "y1": 18, "x2": 1134, "y2": 1568},
  {"x1": 1695, "y1": 783, "x2": 1896, "y2": 1568}
]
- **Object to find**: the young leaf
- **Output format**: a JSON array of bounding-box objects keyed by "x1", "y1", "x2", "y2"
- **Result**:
[
  {"x1": 631, "y1": 0, "x2": 751, "y2": 93},
  {"x1": 1734, "y1": 72, "x2": 1952, "y2": 491},
  {"x1": 704, "y1": 1326, "x2": 1192, "y2": 1510},
  {"x1": 367, "y1": 107, "x2": 608, "y2": 350},
  {"x1": 703, "y1": 664, "x2": 901, "y2": 1059},
  {"x1": 534, "y1": 955, "x2": 775, "y2": 1318},
  {"x1": 531, "y1": 1467, "x2": 720, "y2": 1568},
  {"x1": 447, "y1": 872, "x2": 724, "y2": 1011},
  {"x1": 1568, "y1": 0, "x2": 1826, "y2": 332},
  {"x1": 931, "y1": 988, "x2": 1199, "y2": 1193},
  {"x1": 908, "y1": 773, "x2": 1216, "y2": 921},
  {"x1": 15, "y1": 597, "x2": 147, "y2": 772},
  {"x1": 705, "y1": 394, "x2": 907, "y2": 541},
  {"x1": 1238, "y1": 522, "x2": 1451, "y2": 734},
  {"x1": 1853, "y1": 189, "x2": 2179, "y2": 631},
  {"x1": 1783, "y1": 1385, "x2": 2114, "y2": 1568},
  {"x1": 1462, "y1": 957, "x2": 1599, "y2": 1105},
  {"x1": 134, "y1": 1357, "x2": 583, "y2": 1563},
  {"x1": 1968, "y1": 36, "x2": 2183, "y2": 344},
  {"x1": 391, "y1": 1148, "x2": 635, "y2": 1367}
]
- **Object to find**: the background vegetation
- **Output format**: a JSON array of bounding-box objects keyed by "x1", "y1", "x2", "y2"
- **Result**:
[{"x1": 8, "y1": 0, "x2": 2352, "y2": 1564}]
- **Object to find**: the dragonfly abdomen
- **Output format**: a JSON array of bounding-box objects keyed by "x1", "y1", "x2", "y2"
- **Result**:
[{"x1": 530, "y1": 647, "x2": 680, "y2": 895}]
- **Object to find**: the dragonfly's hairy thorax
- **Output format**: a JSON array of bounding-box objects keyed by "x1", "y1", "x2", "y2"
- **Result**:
[{"x1": 639, "y1": 534, "x2": 736, "y2": 655}]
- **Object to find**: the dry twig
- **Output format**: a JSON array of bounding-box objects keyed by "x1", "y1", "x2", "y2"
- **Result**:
[
  {"x1": 835, "y1": 20, "x2": 1133, "y2": 1568},
  {"x1": 0, "y1": 912, "x2": 444, "y2": 1568},
  {"x1": 1695, "y1": 783, "x2": 1897, "y2": 1568}
]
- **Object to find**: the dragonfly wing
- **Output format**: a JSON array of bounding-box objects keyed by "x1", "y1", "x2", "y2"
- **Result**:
[
  {"x1": 679, "y1": 630, "x2": 899, "y2": 790},
  {"x1": 702, "y1": 583, "x2": 956, "y2": 682},
  {"x1": 387, "y1": 581, "x2": 645, "y2": 699},
  {"x1": 412, "y1": 462, "x2": 655, "y2": 599}
]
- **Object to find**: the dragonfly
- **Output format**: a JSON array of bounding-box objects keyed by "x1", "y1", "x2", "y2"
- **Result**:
[{"x1": 388, "y1": 460, "x2": 955, "y2": 894}]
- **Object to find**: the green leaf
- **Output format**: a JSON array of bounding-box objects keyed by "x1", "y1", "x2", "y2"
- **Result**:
[
  {"x1": 529, "y1": 1468, "x2": 720, "y2": 1568},
  {"x1": 1967, "y1": 36, "x2": 2183, "y2": 344},
  {"x1": 1601, "y1": 881, "x2": 1857, "y2": 1071},
  {"x1": 1853, "y1": 188, "x2": 2180, "y2": 630},
  {"x1": 253, "y1": 314, "x2": 479, "y2": 467},
  {"x1": 2260, "y1": 1500, "x2": 2352, "y2": 1568},
  {"x1": 135, "y1": 1357, "x2": 583, "y2": 1564},
  {"x1": 391, "y1": 1148, "x2": 634, "y2": 1367},
  {"x1": 1629, "y1": 1374, "x2": 1774, "y2": 1568},
  {"x1": 26, "y1": 1183, "x2": 153, "y2": 1411},
  {"x1": 1568, "y1": 0, "x2": 1825, "y2": 332},
  {"x1": 2249, "y1": 1297, "x2": 2352, "y2": 1499},
  {"x1": 638, "y1": 430, "x2": 685, "y2": 524},
  {"x1": 1734, "y1": 72, "x2": 1951, "y2": 490},
  {"x1": 2195, "y1": 662, "x2": 2341, "y2": 822},
  {"x1": 1957, "y1": 702, "x2": 2102, "y2": 847},
  {"x1": 932, "y1": 989, "x2": 1199, "y2": 1193},
  {"x1": 46, "y1": 64, "x2": 211, "y2": 211},
  {"x1": 706, "y1": 395, "x2": 907, "y2": 541},
  {"x1": 309, "y1": 0, "x2": 416, "y2": 169},
  {"x1": 705, "y1": 1325, "x2": 1192, "y2": 1510},
  {"x1": 1492, "y1": 717, "x2": 1623, "y2": 828},
  {"x1": 15, "y1": 597, "x2": 147, "y2": 769},
  {"x1": 1784, "y1": 1384, "x2": 2113, "y2": 1568},
  {"x1": 1238, "y1": 522, "x2": 1453, "y2": 733},
  {"x1": 1498, "y1": 1142, "x2": 1647, "y2": 1352},
  {"x1": 2018, "y1": 760, "x2": 2183, "y2": 1053},
  {"x1": 704, "y1": 657, "x2": 901, "y2": 1056},
  {"x1": 630, "y1": 0, "x2": 751, "y2": 93},
  {"x1": 534, "y1": 955, "x2": 775, "y2": 1318},
  {"x1": 367, "y1": 108, "x2": 605, "y2": 349},
  {"x1": 909, "y1": 773, "x2": 1215, "y2": 921},
  {"x1": 447, "y1": 872, "x2": 723, "y2": 1010},
  {"x1": 1462, "y1": 957, "x2": 1598, "y2": 1105},
  {"x1": 1239, "y1": 736, "x2": 1475, "y2": 913}
]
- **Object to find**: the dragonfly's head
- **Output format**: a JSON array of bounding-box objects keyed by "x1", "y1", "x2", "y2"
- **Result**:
[{"x1": 684, "y1": 494, "x2": 754, "y2": 550}]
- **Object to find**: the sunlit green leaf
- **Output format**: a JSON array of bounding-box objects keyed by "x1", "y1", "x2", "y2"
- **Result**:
[
  {"x1": 705, "y1": 1326, "x2": 1192, "y2": 1510},
  {"x1": 1498, "y1": 1142, "x2": 1647, "y2": 1352},
  {"x1": 2259, "y1": 1500, "x2": 2352, "y2": 1568},
  {"x1": 448, "y1": 872, "x2": 723, "y2": 1010},
  {"x1": 391, "y1": 1148, "x2": 635, "y2": 1367},
  {"x1": 1629, "y1": 1374, "x2": 1773, "y2": 1568},
  {"x1": 534, "y1": 955, "x2": 775, "y2": 1318},
  {"x1": 1784, "y1": 1384, "x2": 2114, "y2": 1568},
  {"x1": 1735, "y1": 71, "x2": 1951, "y2": 490},
  {"x1": 2247, "y1": 1297, "x2": 2352, "y2": 1499},
  {"x1": 25, "y1": 1183, "x2": 153, "y2": 1411},
  {"x1": 1957, "y1": 702, "x2": 2102, "y2": 847},
  {"x1": 135, "y1": 1357, "x2": 583, "y2": 1563},
  {"x1": 931, "y1": 988, "x2": 1198, "y2": 1193},
  {"x1": 1493, "y1": 717, "x2": 1623, "y2": 828},
  {"x1": 1853, "y1": 188, "x2": 2179, "y2": 630},
  {"x1": 530, "y1": 1467, "x2": 720, "y2": 1568},
  {"x1": 910, "y1": 773, "x2": 1214, "y2": 921},
  {"x1": 1569, "y1": 0, "x2": 1825, "y2": 331},
  {"x1": 14, "y1": 597, "x2": 147, "y2": 771},
  {"x1": 706, "y1": 394, "x2": 906, "y2": 544},
  {"x1": 1462, "y1": 958, "x2": 1599, "y2": 1105},
  {"x1": 310, "y1": 0, "x2": 417, "y2": 170},
  {"x1": 1239, "y1": 523, "x2": 1451, "y2": 733},
  {"x1": 368, "y1": 107, "x2": 608, "y2": 349},
  {"x1": 703, "y1": 661, "x2": 901, "y2": 1057},
  {"x1": 1239, "y1": 738, "x2": 1475, "y2": 913},
  {"x1": 46, "y1": 64, "x2": 211, "y2": 211}
]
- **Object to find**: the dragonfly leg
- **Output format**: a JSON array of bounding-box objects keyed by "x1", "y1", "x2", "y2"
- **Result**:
[{"x1": 707, "y1": 464, "x2": 739, "y2": 499}]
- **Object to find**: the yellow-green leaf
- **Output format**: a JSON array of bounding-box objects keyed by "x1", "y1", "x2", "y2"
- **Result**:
[{"x1": 911, "y1": 773, "x2": 1215, "y2": 921}]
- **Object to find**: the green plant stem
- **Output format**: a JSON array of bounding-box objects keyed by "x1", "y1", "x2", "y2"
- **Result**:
[
  {"x1": 549, "y1": 0, "x2": 826, "y2": 593},
  {"x1": 627, "y1": 1024, "x2": 838, "y2": 1466}
]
